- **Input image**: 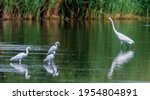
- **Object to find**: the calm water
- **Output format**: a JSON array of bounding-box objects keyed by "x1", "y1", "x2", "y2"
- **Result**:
[{"x1": 0, "y1": 19, "x2": 150, "y2": 83}]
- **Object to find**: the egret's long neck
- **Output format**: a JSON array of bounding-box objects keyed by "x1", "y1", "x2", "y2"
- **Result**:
[
  {"x1": 55, "y1": 43, "x2": 58, "y2": 48},
  {"x1": 109, "y1": 18, "x2": 118, "y2": 34},
  {"x1": 25, "y1": 48, "x2": 29, "y2": 56}
]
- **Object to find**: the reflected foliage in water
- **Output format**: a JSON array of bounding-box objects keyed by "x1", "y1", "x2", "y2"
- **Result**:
[{"x1": 0, "y1": 20, "x2": 150, "y2": 82}]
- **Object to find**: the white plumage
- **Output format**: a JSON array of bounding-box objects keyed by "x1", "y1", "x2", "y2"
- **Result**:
[
  {"x1": 10, "y1": 47, "x2": 31, "y2": 63},
  {"x1": 47, "y1": 41, "x2": 60, "y2": 55},
  {"x1": 44, "y1": 52, "x2": 56, "y2": 65},
  {"x1": 108, "y1": 17, "x2": 134, "y2": 47}
]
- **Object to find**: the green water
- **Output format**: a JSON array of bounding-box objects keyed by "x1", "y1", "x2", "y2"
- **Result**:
[{"x1": 0, "y1": 19, "x2": 150, "y2": 83}]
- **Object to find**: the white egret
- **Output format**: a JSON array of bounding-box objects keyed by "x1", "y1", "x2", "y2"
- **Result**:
[
  {"x1": 47, "y1": 41, "x2": 60, "y2": 55},
  {"x1": 44, "y1": 51, "x2": 56, "y2": 65},
  {"x1": 10, "y1": 47, "x2": 31, "y2": 63},
  {"x1": 108, "y1": 17, "x2": 134, "y2": 48}
]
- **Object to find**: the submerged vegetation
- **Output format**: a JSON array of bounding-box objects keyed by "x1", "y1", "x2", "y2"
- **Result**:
[{"x1": 0, "y1": 0, "x2": 150, "y2": 20}]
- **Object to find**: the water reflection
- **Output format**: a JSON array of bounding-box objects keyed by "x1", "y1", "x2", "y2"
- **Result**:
[
  {"x1": 10, "y1": 63, "x2": 30, "y2": 79},
  {"x1": 108, "y1": 50, "x2": 134, "y2": 79},
  {"x1": 0, "y1": 20, "x2": 150, "y2": 82},
  {"x1": 43, "y1": 62, "x2": 59, "y2": 77}
]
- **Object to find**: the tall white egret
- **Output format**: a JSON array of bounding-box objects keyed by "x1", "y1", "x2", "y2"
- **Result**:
[
  {"x1": 47, "y1": 41, "x2": 60, "y2": 55},
  {"x1": 10, "y1": 47, "x2": 31, "y2": 63},
  {"x1": 44, "y1": 51, "x2": 56, "y2": 65},
  {"x1": 108, "y1": 17, "x2": 134, "y2": 48}
]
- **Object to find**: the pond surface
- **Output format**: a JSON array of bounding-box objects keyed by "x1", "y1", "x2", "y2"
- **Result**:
[{"x1": 0, "y1": 19, "x2": 150, "y2": 83}]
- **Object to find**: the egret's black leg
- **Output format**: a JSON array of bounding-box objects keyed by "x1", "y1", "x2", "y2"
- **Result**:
[
  {"x1": 50, "y1": 61, "x2": 53, "y2": 66},
  {"x1": 120, "y1": 44, "x2": 123, "y2": 50},
  {"x1": 125, "y1": 43, "x2": 129, "y2": 50},
  {"x1": 120, "y1": 42, "x2": 123, "y2": 50}
]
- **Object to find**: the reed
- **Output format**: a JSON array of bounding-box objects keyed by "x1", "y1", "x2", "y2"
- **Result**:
[
  {"x1": 0, "y1": 0, "x2": 150, "y2": 20},
  {"x1": 2, "y1": 0, "x2": 15, "y2": 19},
  {"x1": 20, "y1": 0, "x2": 45, "y2": 19}
]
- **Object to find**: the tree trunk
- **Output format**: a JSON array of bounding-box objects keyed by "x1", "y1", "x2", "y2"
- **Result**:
[{"x1": 51, "y1": 0, "x2": 63, "y2": 19}]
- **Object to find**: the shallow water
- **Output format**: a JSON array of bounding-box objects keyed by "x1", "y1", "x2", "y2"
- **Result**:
[{"x1": 0, "y1": 19, "x2": 150, "y2": 83}]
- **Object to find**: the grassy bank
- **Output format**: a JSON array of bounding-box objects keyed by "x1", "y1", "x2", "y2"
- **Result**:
[
  {"x1": 0, "y1": 0, "x2": 150, "y2": 20},
  {"x1": 0, "y1": 0, "x2": 61, "y2": 20}
]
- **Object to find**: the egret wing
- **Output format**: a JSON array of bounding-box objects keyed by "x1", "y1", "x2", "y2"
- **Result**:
[
  {"x1": 10, "y1": 53, "x2": 25, "y2": 61},
  {"x1": 118, "y1": 33, "x2": 134, "y2": 44},
  {"x1": 47, "y1": 46, "x2": 56, "y2": 55}
]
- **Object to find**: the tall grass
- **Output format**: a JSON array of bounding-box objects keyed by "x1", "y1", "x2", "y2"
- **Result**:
[
  {"x1": 102, "y1": 0, "x2": 143, "y2": 18},
  {"x1": 20, "y1": 0, "x2": 45, "y2": 19},
  {"x1": 3, "y1": 0, "x2": 16, "y2": 19},
  {"x1": 61, "y1": 0, "x2": 150, "y2": 19},
  {"x1": 1, "y1": 0, "x2": 56, "y2": 20},
  {"x1": 0, "y1": 0, "x2": 150, "y2": 20}
]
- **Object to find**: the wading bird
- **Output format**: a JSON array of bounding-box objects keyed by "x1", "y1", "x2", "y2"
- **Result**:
[
  {"x1": 44, "y1": 51, "x2": 56, "y2": 65},
  {"x1": 47, "y1": 41, "x2": 60, "y2": 55},
  {"x1": 10, "y1": 47, "x2": 31, "y2": 64},
  {"x1": 108, "y1": 17, "x2": 134, "y2": 49}
]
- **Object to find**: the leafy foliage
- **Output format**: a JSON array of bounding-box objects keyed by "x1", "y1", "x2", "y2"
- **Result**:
[{"x1": 0, "y1": 0, "x2": 150, "y2": 19}]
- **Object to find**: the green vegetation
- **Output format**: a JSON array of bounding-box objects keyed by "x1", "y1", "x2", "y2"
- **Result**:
[
  {"x1": 0, "y1": 0, "x2": 60, "y2": 20},
  {"x1": 0, "y1": 0, "x2": 150, "y2": 20}
]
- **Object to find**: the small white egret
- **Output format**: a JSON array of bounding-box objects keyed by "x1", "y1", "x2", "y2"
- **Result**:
[
  {"x1": 47, "y1": 41, "x2": 60, "y2": 55},
  {"x1": 108, "y1": 17, "x2": 134, "y2": 48},
  {"x1": 44, "y1": 51, "x2": 56, "y2": 65},
  {"x1": 10, "y1": 47, "x2": 31, "y2": 63}
]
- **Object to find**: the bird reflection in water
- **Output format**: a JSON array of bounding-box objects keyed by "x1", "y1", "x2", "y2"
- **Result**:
[
  {"x1": 43, "y1": 61, "x2": 59, "y2": 77},
  {"x1": 108, "y1": 50, "x2": 134, "y2": 79},
  {"x1": 10, "y1": 63, "x2": 30, "y2": 79}
]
